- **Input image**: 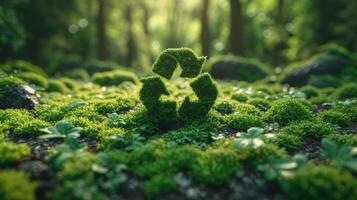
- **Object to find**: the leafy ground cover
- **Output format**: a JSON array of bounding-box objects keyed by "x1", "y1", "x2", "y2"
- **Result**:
[{"x1": 0, "y1": 48, "x2": 357, "y2": 200}]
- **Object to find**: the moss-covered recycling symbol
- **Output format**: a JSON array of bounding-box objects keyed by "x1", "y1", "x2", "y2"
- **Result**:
[{"x1": 139, "y1": 48, "x2": 218, "y2": 127}]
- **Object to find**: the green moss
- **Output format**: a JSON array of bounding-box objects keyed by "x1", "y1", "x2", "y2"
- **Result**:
[
  {"x1": 231, "y1": 93, "x2": 249, "y2": 102},
  {"x1": 299, "y1": 85, "x2": 320, "y2": 98},
  {"x1": 0, "y1": 60, "x2": 46, "y2": 76},
  {"x1": 335, "y1": 84, "x2": 357, "y2": 100},
  {"x1": 0, "y1": 141, "x2": 31, "y2": 166},
  {"x1": 236, "y1": 144, "x2": 287, "y2": 168},
  {"x1": 247, "y1": 98, "x2": 271, "y2": 111},
  {"x1": 0, "y1": 77, "x2": 25, "y2": 98},
  {"x1": 15, "y1": 72, "x2": 48, "y2": 89},
  {"x1": 317, "y1": 110, "x2": 350, "y2": 126},
  {"x1": 63, "y1": 68, "x2": 90, "y2": 80},
  {"x1": 152, "y1": 48, "x2": 205, "y2": 79},
  {"x1": 265, "y1": 99, "x2": 313, "y2": 126},
  {"x1": 92, "y1": 70, "x2": 138, "y2": 86},
  {"x1": 59, "y1": 78, "x2": 79, "y2": 90},
  {"x1": 48, "y1": 79, "x2": 69, "y2": 93},
  {"x1": 178, "y1": 73, "x2": 218, "y2": 121},
  {"x1": 214, "y1": 100, "x2": 238, "y2": 115},
  {"x1": 286, "y1": 165, "x2": 357, "y2": 200},
  {"x1": 274, "y1": 133, "x2": 303, "y2": 151},
  {"x1": 94, "y1": 98, "x2": 135, "y2": 115},
  {"x1": 0, "y1": 170, "x2": 37, "y2": 200},
  {"x1": 325, "y1": 134, "x2": 357, "y2": 146},
  {"x1": 190, "y1": 147, "x2": 241, "y2": 186},
  {"x1": 333, "y1": 105, "x2": 357, "y2": 122},
  {"x1": 35, "y1": 105, "x2": 65, "y2": 122},
  {"x1": 144, "y1": 174, "x2": 177, "y2": 199},
  {"x1": 226, "y1": 113, "x2": 263, "y2": 132},
  {"x1": 0, "y1": 109, "x2": 50, "y2": 136},
  {"x1": 280, "y1": 120, "x2": 336, "y2": 139}
]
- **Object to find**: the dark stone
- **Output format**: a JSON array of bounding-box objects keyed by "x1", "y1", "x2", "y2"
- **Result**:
[
  {"x1": 18, "y1": 161, "x2": 54, "y2": 180},
  {"x1": 209, "y1": 56, "x2": 270, "y2": 82},
  {"x1": 0, "y1": 84, "x2": 40, "y2": 110},
  {"x1": 281, "y1": 57, "x2": 349, "y2": 87}
]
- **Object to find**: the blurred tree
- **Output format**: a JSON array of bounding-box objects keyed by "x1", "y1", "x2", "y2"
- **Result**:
[
  {"x1": 229, "y1": 0, "x2": 244, "y2": 55},
  {"x1": 124, "y1": 2, "x2": 136, "y2": 66},
  {"x1": 97, "y1": 0, "x2": 108, "y2": 60},
  {"x1": 0, "y1": 1, "x2": 26, "y2": 61},
  {"x1": 200, "y1": 0, "x2": 211, "y2": 56}
]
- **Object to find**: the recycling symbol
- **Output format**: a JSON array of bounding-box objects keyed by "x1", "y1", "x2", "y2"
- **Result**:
[{"x1": 139, "y1": 48, "x2": 218, "y2": 127}]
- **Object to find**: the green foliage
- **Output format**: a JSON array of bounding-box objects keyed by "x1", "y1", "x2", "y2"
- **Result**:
[
  {"x1": 152, "y1": 48, "x2": 205, "y2": 79},
  {"x1": 94, "y1": 98, "x2": 135, "y2": 115},
  {"x1": 258, "y1": 154, "x2": 307, "y2": 189},
  {"x1": 321, "y1": 139, "x2": 357, "y2": 173},
  {"x1": 63, "y1": 69, "x2": 90, "y2": 81},
  {"x1": 231, "y1": 93, "x2": 249, "y2": 102},
  {"x1": 265, "y1": 99, "x2": 313, "y2": 126},
  {"x1": 335, "y1": 84, "x2": 357, "y2": 100},
  {"x1": 0, "y1": 60, "x2": 46, "y2": 76},
  {"x1": 274, "y1": 133, "x2": 303, "y2": 151},
  {"x1": 92, "y1": 70, "x2": 138, "y2": 86},
  {"x1": 144, "y1": 174, "x2": 177, "y2": 199},
  {"x1": 235, "y1": 127, "x2": 276, "y2": 149},
  {"x1": 325, "y1": 134, "x2": 357, "y2": 146},
  {"x1": 280, "y1": 120, "x2": 336, "y2": 139},
  {"x1": 247, "y1": 98, "x2": 271, "y2": 111},
  {"x1": 48, "y1": 79, "x2": 69, "y2": 93},
  {"x1": 59, "y1": 78, "x2": 79, "y2": 90},
  {"x1": 0, "y1": 170, "x2": 37, "y2": 200},
  {"x1": 39, "y1": 120, "x2": 83, "y2": 140},
  {"x1": 0, "y1": 109, "x2": 50, "y2": 136},
  {"x1": 227, "y1": 113, "x2": 263, "y2": 132},
  {"x1": 317, "y1": 110, "x2": 351, "y2": 126},
  {"x1": 299, "y1": 85, "x2": 320, "y2": 98},
  {"x1": 286, "y1": 165, "x2": 357, "y2": 200},
  {"x1": 0, "y1": 141, "x2": 30, "y2": 166},
  {"x1": 178, "y1": 73, "x2": 218, "y2": 121},
  {"x1": 15, "y1": 72, "x2": 48, "y2": 89},
  {"x1": 190, "y1": 147, "x2": 241, "y2": 186},
  {"x1": 236, "y1": 144, "x2": 288, "y2": 169}
]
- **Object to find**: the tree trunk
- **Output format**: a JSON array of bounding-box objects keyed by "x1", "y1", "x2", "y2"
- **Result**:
[
  {"x1": 229, "y1": 0, "x2": 243, "y2": 55},
  {"x1": 97, "y1": 0, "x2": 107, "y2": 60},
  {"x1": 200, "y1": 0, "x2": 211, "y2": 56},
  {"x1": 271, "y1": 0, "x2": 284, "y2": 66},
  {"x1": 125, "y1": 3, "x2": 135, "y2": 66}
]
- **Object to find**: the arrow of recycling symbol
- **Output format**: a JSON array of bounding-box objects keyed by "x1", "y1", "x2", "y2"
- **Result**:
[{"x1": 139, "y1": 48, "x2": 218, "y2": 126}]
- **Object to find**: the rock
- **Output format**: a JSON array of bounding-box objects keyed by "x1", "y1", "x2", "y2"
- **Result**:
[
  {"x1": 18, "y1": 161, "x2": 53, "y2": 180},
  {"x1": 209, "y1": 55, "x2": 271, "y2": 82},
  {"x1": 0, "y1": 77, "x2": 40, "y2": 110},
  {"x1": 281, "y1": 57, "x2": 349, "y2": 87}
]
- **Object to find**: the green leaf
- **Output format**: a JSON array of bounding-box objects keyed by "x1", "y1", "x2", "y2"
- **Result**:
[
  {"x1": 68, "y1": 101, "x2": 88, "y2": 109},
  {"x1": 344, "y1": 160, "x2": 357, "y2": 173},
  {"x1": 39, "y1": 134, "x2": 65, "y2": 139},
  {"x1": 322, "y1": 138, "x2": 338, "y2": 159},
  {"x1": 247, "y1": 127, "x2": 264, "y2": 137}
]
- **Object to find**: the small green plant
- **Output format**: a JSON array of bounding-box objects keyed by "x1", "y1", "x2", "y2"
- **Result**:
[
  {"x1": 39, "y1": 121, "x2": 83, "y2": 140},
  {"x1": 258, "y1": 154, "x2": 307, "y2": 190},
  {"x1": 321, "y1": 138, "x2": 357, "y2": 173},
  {"x1": 235, "y1": 127, "x2": 276, "y2": 149},
  {"x1": 317, "y1": 110, "x2": 350, "y2": 126}
]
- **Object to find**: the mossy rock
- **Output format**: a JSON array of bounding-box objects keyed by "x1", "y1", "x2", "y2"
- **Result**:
[
  {"x1": 15, "y1": 72, "x2": 49, "y2": 89},
  {"x1": 281, "y1": 55, "x2": 349, "y2": 87},
  {"x1": 208, "y1": 55, "x2": 271, "y2": 82},
  {"x1": 0, "y1": 77, "x2": 40, "y2": 110}
]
